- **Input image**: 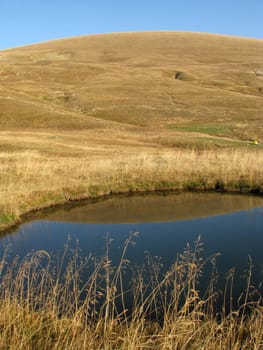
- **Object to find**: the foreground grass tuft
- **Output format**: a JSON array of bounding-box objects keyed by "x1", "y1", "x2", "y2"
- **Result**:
[{"x1": 0, "y1": 237, "x2": 262, "y2": 349}]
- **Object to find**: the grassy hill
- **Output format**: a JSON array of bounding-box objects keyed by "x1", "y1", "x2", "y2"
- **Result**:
[
  {"x1": 0, "y1": 33, "x2": 263, "y2": 348},
  {"x1": 0, "y1": 31, "x2": 263, "y2": 147},
  {"x1": 0, "y1": 32, "x2": 263, "y2": 230}
]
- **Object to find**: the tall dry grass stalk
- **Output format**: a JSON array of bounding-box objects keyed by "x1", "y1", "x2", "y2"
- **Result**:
[
  {"x1": 0, "y1": 237, "x2": 262, "y2": 350},
  {"x1": 0, "y1": 148, "x2": 263, "y2": 228}
]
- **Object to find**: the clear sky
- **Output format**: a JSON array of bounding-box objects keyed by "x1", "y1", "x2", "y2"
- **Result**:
[{"x1": 1, "y1": 0, "x2": 262, "y2": 50}]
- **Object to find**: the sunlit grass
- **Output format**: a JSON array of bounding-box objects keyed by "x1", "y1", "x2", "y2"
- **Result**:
[
  {"x1": 1, "y1": 148, "x2": 263, "y2": 230},
  {"x1": 0, "y1": 236, "x2": 262, "y2": 349},
  {"x1": 0, "y1": 31, "x2": 262, "y2": 348}
]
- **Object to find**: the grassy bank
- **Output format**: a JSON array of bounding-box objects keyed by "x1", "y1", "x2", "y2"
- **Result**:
[
  {"x1": 1, "y1": 147, "x2": 263, "y2": 231},
  {"x1": 0, "y1": 237, "x2": 262, "y2": 350}
]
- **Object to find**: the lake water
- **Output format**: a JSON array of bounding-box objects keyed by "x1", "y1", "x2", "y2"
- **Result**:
[{"x1": 1, "y1": 192, "x2": 263, "y2": 310}]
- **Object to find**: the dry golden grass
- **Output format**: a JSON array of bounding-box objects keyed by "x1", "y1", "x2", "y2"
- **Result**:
[
  {"x1": 0, "y1": 32, "x2": 263, "y2": 141},
  {"x1": 0, "y1": 32, "x2": 262, "y2": 349},
  {"x1": 0, "y1": 31, "x2": 263, "y2": 228},
  {"x1": 0, "y1": 237, "x2": 262, "y2": 350},
  {"x1": 1, "y1": 140, "x2": 263, "y2": 230}
]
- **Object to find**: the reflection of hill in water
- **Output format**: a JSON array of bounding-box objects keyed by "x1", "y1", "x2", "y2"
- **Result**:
[{"x1": 35, "y1": 193, "x2": 263, "y2": 224}]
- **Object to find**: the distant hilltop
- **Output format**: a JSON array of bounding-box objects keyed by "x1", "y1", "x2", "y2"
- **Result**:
[{"x1": 0, "y1": 31, "x2": 262, "y2": 142}]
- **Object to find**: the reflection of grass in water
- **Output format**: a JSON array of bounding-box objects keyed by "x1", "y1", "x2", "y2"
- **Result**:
[{"x1": 0, "y1": 235, "x2": 262, "y2": 349}]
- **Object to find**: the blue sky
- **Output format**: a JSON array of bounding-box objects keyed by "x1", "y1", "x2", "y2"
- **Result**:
[{"x1": 1, "y1": 0, "x2": 262, "y2": 49}]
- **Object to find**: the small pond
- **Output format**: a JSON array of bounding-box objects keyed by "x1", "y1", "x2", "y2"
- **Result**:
[{"x1": 1, "y1": 192, "x2": 263, "y2": 311}]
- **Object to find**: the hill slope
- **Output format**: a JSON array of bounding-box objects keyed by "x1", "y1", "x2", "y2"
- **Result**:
[
  {"x1": 1, "y1": 32, "x2": 263, "y2": 232},
  {"x1": 0, "y1": 32, "x2": 263, "y2": 143}
]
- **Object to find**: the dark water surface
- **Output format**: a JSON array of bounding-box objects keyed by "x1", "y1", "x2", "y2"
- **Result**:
[{"x1": 1, "y1": 192, "x2": 263, "y2": 306}]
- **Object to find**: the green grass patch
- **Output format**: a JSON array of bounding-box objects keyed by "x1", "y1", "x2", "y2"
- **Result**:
[
  {"x1": 168, "y1": 123, "x2": 234, "y2": 137},
  {"x1": 0, "y1": 213, "x2": 16, "y2": 224}
]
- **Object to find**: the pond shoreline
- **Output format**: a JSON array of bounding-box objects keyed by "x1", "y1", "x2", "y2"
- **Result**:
[
  {"x1": 1, "y1": 185, "x2": 263, "y2": 235},
  {"x1": 1, "y1": 148, "x2": 263, "y2": 234},
  {"x1": 1, "y1": 172, "x2": 263, "y2": 350}
]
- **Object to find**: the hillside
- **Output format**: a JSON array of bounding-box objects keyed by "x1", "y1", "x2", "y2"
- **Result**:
[
  {"x1": 0, "y1": 32, "x2": 262, "y2": 147},
  {"x1": 0, "y1": 32, "x2": 263, "y2": 350}
]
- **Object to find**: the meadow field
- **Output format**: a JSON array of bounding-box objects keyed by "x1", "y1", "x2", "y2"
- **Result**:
[
  {"x1": 1, "y1": 31, "x2": 263, "y2": 230},
  {"x1": 1, "y1": 138, "x2": 263, "y2": 231},
  {"x1": 0, "y1": 32, "x2": 263, "y2": 349}
]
